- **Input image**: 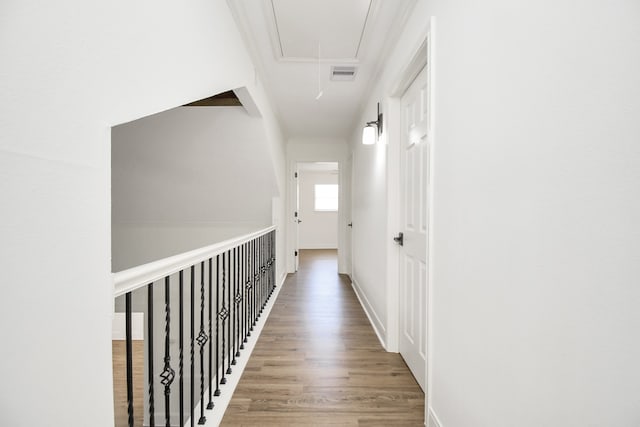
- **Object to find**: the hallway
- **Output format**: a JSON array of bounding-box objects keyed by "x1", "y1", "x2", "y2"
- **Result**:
[{"x1": 221, "y1": 250, "x2": 425, "y2": 426}]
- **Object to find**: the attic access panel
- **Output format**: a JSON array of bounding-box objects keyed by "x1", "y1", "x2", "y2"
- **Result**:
[{"x1": 270, "y1": 0, "x2": 372, "y2": 60}]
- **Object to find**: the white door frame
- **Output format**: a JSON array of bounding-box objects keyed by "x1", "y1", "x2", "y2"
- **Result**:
[
  {"x1": 385, "y1": 16, "x2": 435, "y2": 421},
  {"x1": 286, "y1": 158, "x2": 348, "y2": 274}
]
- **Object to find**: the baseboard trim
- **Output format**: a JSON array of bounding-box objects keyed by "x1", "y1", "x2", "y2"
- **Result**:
[
  {"x1": 350, "y1": 276, "x2": 387, "y2": 350},
  {"x1": 427, "y1": 407, "x2": 442, "y2": 427}
]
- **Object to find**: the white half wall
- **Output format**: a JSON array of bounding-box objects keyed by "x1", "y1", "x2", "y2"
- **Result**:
[{"x1": 298, "y1": 170, "x2": 339, "y2": 249}]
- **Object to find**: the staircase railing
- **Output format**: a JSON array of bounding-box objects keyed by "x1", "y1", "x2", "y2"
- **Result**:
[{"x1": 112, "y1": 226, "x2": 276, "y2": 427}]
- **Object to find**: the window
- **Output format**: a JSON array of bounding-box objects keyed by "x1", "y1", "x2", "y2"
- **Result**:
[{"x1": 314, "y1": 184, "x2": 339, "y2": 211}]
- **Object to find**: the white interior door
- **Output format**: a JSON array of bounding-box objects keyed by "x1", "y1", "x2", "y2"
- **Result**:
[{"x1": 398, "y1": 65, "x2": 429, "y2": 391}]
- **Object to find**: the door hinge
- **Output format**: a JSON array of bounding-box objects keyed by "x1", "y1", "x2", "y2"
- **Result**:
[
  {"x1": 295, "y1": 251, "x2": 298, "y2": 256},
  {"x1": 294, "y1": 172, "x2": 298, "y2": 178}
]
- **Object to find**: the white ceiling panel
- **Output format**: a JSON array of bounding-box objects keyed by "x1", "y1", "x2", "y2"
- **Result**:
[
  {"x1": 228, "y1": 0, "x2": 415, "y2": 139},
  {"x1": 271, "y1": 0, "x2": 372, "y2": 60}
]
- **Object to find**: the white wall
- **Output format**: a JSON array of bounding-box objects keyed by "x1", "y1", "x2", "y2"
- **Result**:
[
  {"x1": 286, "y1": 139, "x2": 349, "y2": 273},
  {"x1": 347, "y1": 2, "x2": 427, "y2": 350},
  {"x1": 351, "y1": 0, "x2": 640, "y2": 426},
  {"x1": 112, "y1": 106, "x2": 277, "y2": 270},
  {"x1": 0, "y1": 2, "x2": 285, "y2": 426},
  {"x1": 298, "y1": 170, "x2": 339, "y2": 249},
  {"x1": 427, "y1": 1, "x2": 640, "y2": 425}
]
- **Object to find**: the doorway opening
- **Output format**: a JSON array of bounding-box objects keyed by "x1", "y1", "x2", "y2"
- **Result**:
[{"x1": 294, "y1": 162, "x2": 340, "y2": 272}]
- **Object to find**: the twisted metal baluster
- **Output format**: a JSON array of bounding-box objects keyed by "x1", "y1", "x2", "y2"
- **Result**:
[
  {"x1": 245, "y1": 241, "x2": 252, "y2": 340},
  {"x1": 190, "y1": 265, "x2": 195, "y2": 427},
  {"x1": 214, "y1": 254, "x2": 221, "y2": 395},
  {"x1": 160, "y1": 276, "x2": 175, "y2": 427},
  {"x1": 147, "y1": 284, "x2": 155, "y2": 427},
  {"x1": 231, "y1": 247, "x2": 237, "y2": 366},
  {"x1": 226, "y1": 250, "x2": 232, "y2": 375},
  {"x1": 254, "y1": 238, "x2": 259, "y2": 328},
  {"x1": 197, "y1": 261, "x2": 208, "y2": 424},
  {"x1": 125, "y1": 292, "x2": 134, "y2": 427},
  {"x1": 220, "y1": 252, "x2": 228, "y2": 384},
  {"x1": 179, "y1": 271, "x2": 184, "y2": 427},
  {"x1": 240, "y1": 242, "x2": 246, "y2": 349},
  {"x1": 207, "y1": 257, "x2": 214, "y2": 409},
  {"x1": 236, "y1": 245, "x2": 243, "y2": 356}
]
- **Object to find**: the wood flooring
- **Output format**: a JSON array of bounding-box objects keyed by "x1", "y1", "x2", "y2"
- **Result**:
[
  {"x1": 113, "y1": 340, "x2": 144, "y2": 427},
  {"x1": 221, "y1": 249, "x2": 425, "y2": 426}
]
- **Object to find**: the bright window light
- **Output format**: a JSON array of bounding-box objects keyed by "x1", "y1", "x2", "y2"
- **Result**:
[{"x1": 314, "y1": 184, "x2": 339, "y2": 211}]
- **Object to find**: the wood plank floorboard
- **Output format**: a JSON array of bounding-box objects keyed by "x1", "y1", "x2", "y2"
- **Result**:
[
  {"x1": 221, "y1": 249, "x2": 425, "y2": 426},
  {"x1": 113, "y1": 340, "x2": 144, "y2": 427}
]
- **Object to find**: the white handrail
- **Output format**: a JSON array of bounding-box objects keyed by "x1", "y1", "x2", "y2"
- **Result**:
[{"x1": 113, "y1": 225, "x2": 276, "y2": 298}]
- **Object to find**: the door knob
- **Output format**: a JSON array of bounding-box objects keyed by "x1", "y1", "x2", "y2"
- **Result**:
[
  {"x1": 297, "y1": 219, "x2": 302, "y2": 223},
  {"x1": 393, "y1": 232, "x2": 404, "y2": 246}
]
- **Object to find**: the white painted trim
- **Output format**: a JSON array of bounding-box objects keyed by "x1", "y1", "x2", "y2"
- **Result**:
[
  {"x1": 286, "y1": 158, "x2": 348, "y2": 275},
  {"x1": 385, "y1": 96, "x2": 401, "y2": 353},
  {"x1": 259, "y1": 0, "x2": 381, "y2": 64},
  {"x1": 113, "y1": 226, "x2": 276, "y2": 297},
  {"x1": 427, "y1": 407, "x2": 442, "y2": 427},
  {"x1": 391, "y1": 36, "x2": 429, "y2": 98},
  {"x1": 187, "y1": 273, "x2": 287, "y2": 427},
  {"x1": 426, "y1": 16, "x2": 437, "y2": 418},
  {"x1": 111, "y1": 312, "x2": 144, "y2": 340},
  {"x1": 385, "y1": 13, "x2": 435, "y2": 420},
  {"x1": 350, "y1": 276, "x2": 388, "y2": 350}
]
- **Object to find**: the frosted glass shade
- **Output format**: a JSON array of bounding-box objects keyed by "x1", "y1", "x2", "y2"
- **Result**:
[{"x1": 362, "y1": 125, "x2": 376, "y2": 145}]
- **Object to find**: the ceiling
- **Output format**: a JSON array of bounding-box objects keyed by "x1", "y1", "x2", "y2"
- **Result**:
[{"x1": 228, "y1": 0, "x2": 415, "y2": 140}]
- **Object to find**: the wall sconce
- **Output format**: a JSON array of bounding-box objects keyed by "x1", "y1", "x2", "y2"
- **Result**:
[{"x1": 362, "y1": 102, "x2": 383, "y2": 145}]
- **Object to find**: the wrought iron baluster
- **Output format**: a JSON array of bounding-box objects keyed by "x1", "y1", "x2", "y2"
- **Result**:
[
  {"x1": 226, "y1": 249, "x2": 232, "y2": 375},
  {"x1": 271, "y1": 231, "x2": 275, "y2": 294},
  {"x1": 161, "y1": 276, "x2": 175, "y2": 427},
  {"x1": 179, "y1": 271, "x2": 185, "y2": 427},
  {"x1": 207, "y1": 257, "x2": 214, "y2": 410},
  {"x1": 214, "y1": 254, "x2": 221, "y2": 395},
  {"x1": 147, "y1": 284, "x2": 155, "y2": 427},
  {"x1": 190, "y1": 265, "x2": 195, "y2": 427},
  {"x1": 268, "y1": 232, "x2": 273, "y2": 297},
  {"x1": 273, "y1": 230, "x2": 277, "y2": 291},
  {"x1": 197, "y1": 261, "x2": 208, "y2": 425},
  {"x1": 220, "y1": 252, "x2": 227, "y2": 385},
  {"x1": 245, "y1": 240, "x2": 252, "y2": 339},
  {"x1": 263, "y1": 235, "x2": 267, "y2": 308},
  {"x1": 254, "y1": 238, "x2": 259, "y2": 328},
  {"x1": 125, "y1": 292, "x2": 134, "y2": 427},
  {"x1": 240, "y1": 242, "x2": 246, "y2": 350},
  {"x1": 236, "y1": 245, "x2": 241, "y2": 357},
  {"x1": 260, "y1": 235, "x2": 265, "y2": 313},
  {"x1": 231, "y1": 247, "x2": 237, "y2": 366}
]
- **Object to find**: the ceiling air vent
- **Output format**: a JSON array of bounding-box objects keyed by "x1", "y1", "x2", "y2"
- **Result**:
[{"x1": 330, "y1": 66, "x2": 357, "y2": 81}]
